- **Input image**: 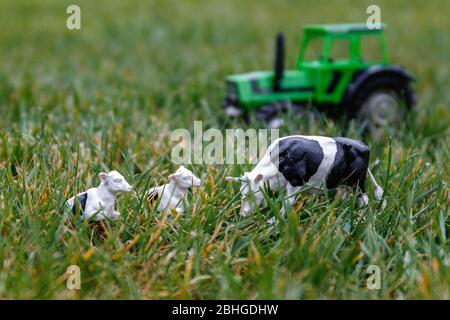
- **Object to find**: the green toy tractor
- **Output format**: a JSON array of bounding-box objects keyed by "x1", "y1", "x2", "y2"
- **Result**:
[{"x1": 224, "y1": 23, "x2": 416, "y2": 132}]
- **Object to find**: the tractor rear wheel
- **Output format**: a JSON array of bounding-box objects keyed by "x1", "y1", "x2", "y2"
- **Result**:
[{"x1": 350, "y1": 74, "x2": 415, "y2": 137}]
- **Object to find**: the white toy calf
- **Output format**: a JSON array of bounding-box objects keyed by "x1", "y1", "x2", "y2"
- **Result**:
[
  {"x1": 67, "y1": 170, "x2": 132, "y2": 221},
  {"x1": 148, "y1": 165, "x2": 201, "y2": 214}
]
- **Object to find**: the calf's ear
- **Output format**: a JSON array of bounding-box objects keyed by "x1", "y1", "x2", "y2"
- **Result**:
[
  {"x1": 168, "y1": 174, "x2": 178, "y2": 181},
  {"x1": 254, "y1": 174, "x2": 263, "y2": 183},
  {"x1": 99, "y1": 172, "x2": 109, "y2": 183}
]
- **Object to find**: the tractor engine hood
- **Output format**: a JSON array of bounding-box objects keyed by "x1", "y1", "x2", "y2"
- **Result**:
[
  {"x1": 227, "y1": 70, "x2": 313, "y2": 95},
  {"x1": 225, "y1": 70, "x2": 315, "y2": 111}
]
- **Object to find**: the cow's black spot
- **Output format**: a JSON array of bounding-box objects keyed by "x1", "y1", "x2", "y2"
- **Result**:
[
  {"x1": 148, "y1": 190, "x2": 159, "y2": 204},
  {"x1": 272, "y1": 137, "x2": 324, "y2": 187},
  {"x1": 326, "y1": 137, "x2": 370, "y2": 191},
  {"x1": 72, "y1": 192, "x2": 87, "y2": 214}
]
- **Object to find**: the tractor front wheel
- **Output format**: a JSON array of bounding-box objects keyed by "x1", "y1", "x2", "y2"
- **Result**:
[
  {"x1": 256, "y1": 102, "x2": 319, "y2": 129},
  {"x1": 256, "y1": 103, "x2": 283, "y2": 128}
]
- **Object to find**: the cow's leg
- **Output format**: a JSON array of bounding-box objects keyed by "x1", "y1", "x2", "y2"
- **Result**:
[
  {"x1": 268, "y1": 185, "x2": 301, "y2": 225},
  {"x1": 357, "y1": 193, "x2": 369, "y2": 207},
  {"x1": 356, "y1": 170, "x2": 369, "y2": 207},
  {"x1": 337, "y1": 185, "x2": 353, "y2": 200},
  {"x1": 284, "y1": 184, "x2": 301, "y2": 213},
  {"x1": 367, "y1": 169, "x2": 384, "y2": 200}
]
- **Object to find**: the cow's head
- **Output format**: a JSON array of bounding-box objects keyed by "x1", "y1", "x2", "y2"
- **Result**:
[
  {"x1": 168, "y1": 165, "x2": 201, "y2": 188},
  {"x1": 226, "y1": 172, "x2": 264, "y2": 216},
  {"x1": 99, "y1": 170, "x2": 133, "y2": 193}
]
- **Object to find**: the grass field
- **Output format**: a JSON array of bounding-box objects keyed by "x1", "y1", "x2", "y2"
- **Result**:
[{"x1": 0, "y1": 0, "x2": 448, "y2": 299}]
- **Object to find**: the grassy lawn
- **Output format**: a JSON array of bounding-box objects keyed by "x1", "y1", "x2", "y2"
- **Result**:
[{"x1": 0, "y1": 0, "x2": 448, "y2": 299}]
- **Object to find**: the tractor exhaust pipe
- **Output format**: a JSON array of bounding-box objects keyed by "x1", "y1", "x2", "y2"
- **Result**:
[{"x1": 273, "y1": 32, "x2": 285, "y2": 92}]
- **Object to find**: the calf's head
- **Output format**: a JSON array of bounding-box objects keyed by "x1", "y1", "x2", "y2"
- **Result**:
[
  {"x1": 99, "y1": 171, "x2": 133, "y2": 193},
  {"x1": 168, "y1": 165, "x2": 201, "y2": 188},
  {"x1": 226, "y1": 172, "x2": 264, "y2": 216}
]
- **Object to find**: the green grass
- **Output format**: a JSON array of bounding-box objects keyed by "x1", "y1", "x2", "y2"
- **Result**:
[{"x1": 0, "y1": 0, "x2": 449, "y2": 299}]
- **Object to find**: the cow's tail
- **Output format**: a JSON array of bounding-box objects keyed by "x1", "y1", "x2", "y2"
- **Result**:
[{"x1": 367, "y1": 169, "x2": 384, "y2": 200}]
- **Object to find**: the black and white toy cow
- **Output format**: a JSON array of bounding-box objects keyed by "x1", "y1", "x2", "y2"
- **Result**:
[
  {"x1": 148, "y1": 165, "x2": 201, "y2": 215},
  {"x1": 66, "y1": 170, "x2": 133, "y2": 221},
  {"x1": 226, "y1": 135, "x2": 384, "y2": 218}
]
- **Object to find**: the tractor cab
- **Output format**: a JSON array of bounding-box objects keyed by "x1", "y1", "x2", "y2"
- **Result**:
[
  {"x1": 296, "y1": 23, "x2": 389, "y2": 105},
  {"x1": 297, "y1": 24, "x2": 388, "y2": 69}
]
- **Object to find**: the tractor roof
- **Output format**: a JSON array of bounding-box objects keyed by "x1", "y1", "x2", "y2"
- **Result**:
[{"x1": 303, "y1": 23, "x2": 385, "y2": 35}]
